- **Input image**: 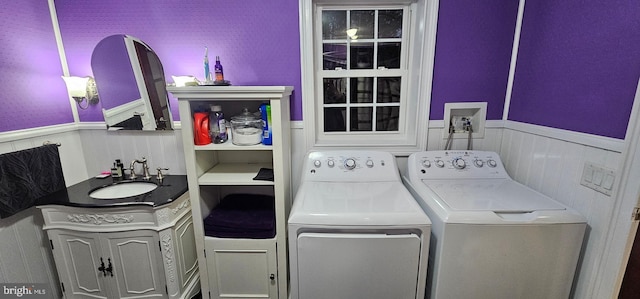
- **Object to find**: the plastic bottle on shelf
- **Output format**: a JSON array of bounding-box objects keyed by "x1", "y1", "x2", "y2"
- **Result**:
[
  {"x1": 193, "y1": 108, "x2": 211, "y2": 145},
  {"x1": 214, "y1": 56, "x2": 224, "y2": 82},
  {"x1": 209, "y1": 105, "x2": 228, "y2": 144},
  {"x1": 260, "y1": 103, "x2": 272, "y2": 145}
]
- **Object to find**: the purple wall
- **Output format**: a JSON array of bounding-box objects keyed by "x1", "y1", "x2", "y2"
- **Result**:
[
  {"x1": 0, "y1": 1, "x2": 72, "y2": 132},
  {"x1": 55, "y1": 0, "x2": 302, "y2": 121},
  {"x1": 2, "y1": 0, "x2": 638, "y2": 139},
  {"x1": 430, "y1": 0, "x2": 519, "y2": 120},
  {"x1": 509, "y1": 0, "x2": 640, "y2": 139},
  {"x1": 91, "y1": 35, "x2": 141, "y2": 109}
]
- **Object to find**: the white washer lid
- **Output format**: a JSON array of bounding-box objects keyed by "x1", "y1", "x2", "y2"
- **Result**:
[
  {"x1": 289, "y1": 182, "x2": 430, "y2": 226},
  {"x1": 423, "y1": 179, "x2": 566, "y2": 212}
]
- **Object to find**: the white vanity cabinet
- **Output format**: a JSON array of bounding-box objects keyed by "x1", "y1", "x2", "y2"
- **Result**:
[
  {"x1": 46, "y1": 229, "x2": 165, "y2": 299},
  {"x1": 39, "y1": 192, "x2": 199, "y2": 299},
  {"x1": 168, "y1": 86, "x2": 292, "y2": 299}
]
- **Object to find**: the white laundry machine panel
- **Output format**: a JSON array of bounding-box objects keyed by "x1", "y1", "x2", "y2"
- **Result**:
[
  {"x1": 289, "y1": 151, "x2": 431, "y2": 299},
  {"x1": 402, "y1": 150, "x2": 586, "y2": 299}
]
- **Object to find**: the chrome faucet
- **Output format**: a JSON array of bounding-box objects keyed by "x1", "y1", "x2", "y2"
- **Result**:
[{"x1": 130, "y1": 157, "x2": 151, "y2": 180}]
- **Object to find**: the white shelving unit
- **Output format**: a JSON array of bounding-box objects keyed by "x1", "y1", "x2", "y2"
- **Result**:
[{"x1": 168, "y1": 86, "x2": 292, "y2": 299}]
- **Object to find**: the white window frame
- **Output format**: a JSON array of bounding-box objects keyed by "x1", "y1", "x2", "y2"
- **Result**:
[{"x1": 299, "y1": 0, "x2": 439, "y2": 154}]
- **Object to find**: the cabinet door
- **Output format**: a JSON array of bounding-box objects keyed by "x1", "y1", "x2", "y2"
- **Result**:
[
  {"x1": 206, "y1": 240, "x2": 277, "y2": 299},
  {"x1": 48, "y1": 230, "x2": 110, "y2": 299},
  {"x1": 102, "y1": 230, "x2": 166, "y2": 299},
  {"x1": 174, "y1": 212, "x2": 198, "y2": 288}
]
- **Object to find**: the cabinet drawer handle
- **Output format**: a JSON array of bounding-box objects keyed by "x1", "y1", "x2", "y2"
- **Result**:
[
  {"x1": 106, "y1": 258, "x2": 114, "y2": 277},
  {"x1": 98, "y1": 257, "x2": 107, "y2": 276},
  {"x1": 270, "y1": 274, "x2": 275, "y2": 280}
]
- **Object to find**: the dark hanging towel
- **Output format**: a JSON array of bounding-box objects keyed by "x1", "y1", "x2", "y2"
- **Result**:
[{"x1": 0, "y1": 144, "x2": 66, "y2": 218}]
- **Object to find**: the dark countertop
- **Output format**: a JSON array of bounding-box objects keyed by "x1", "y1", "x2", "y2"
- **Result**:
[{"x1": 37, "y1": 175, "x2": 188, "y2": 208}]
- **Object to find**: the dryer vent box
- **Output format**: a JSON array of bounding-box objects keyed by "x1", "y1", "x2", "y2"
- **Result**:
[{"x1": 443, "y1": 102, "x2": 487, "y2": 139}]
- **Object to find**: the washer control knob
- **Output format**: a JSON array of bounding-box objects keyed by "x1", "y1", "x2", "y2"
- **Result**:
[
  {"x1": 435, "y1": 160, "x2": 445, "y2": 168},
  {"x1": 453, "y1": 158, "x2": 466, "y2": 169},
  {"x1": 366, "y1": 160, "x2": 374, "y2": 168},
  {"x1": 487, "y1": 159, "x2": 497, "y2": 168},
  {"x1": 313, "y1": 160, "x2": 321, "y2": 168},
  {"x1": 327, "y1": 160, "x2": 335, "y2": 168},
  {"x1": 474, "y1": 159, "x2": 484, "y2": 168},
  {"x1": 344, "y1": 158, "x2": 357, "y2": 170},
  {"x1": 421, "y1": 160, "x2": 431, "y2": 168}
]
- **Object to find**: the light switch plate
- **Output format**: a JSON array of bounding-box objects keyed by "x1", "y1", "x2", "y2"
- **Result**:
[{"x1": 580, "y1": 162, "x2": 616, "y2": 196}]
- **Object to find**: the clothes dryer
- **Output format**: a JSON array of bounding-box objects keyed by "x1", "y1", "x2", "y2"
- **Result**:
[
  {"x1": 402, "y1": 150, "x2": 586, "y2": 299},
  {"x1": 288, "y1": 151, "x2": 431, "y2": 299}
]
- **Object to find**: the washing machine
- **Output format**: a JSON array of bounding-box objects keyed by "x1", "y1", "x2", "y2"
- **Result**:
[
  {"x1": 288, "y1": 150, "x2": 431, "y2": 299},
  {"x1": 402, "y1": 150, "x2": 586, "y2": 299}
]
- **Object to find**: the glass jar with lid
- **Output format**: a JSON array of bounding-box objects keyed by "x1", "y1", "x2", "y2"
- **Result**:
[{"x1": 230, "y1": 108, "x2": 263, "y2": 145}]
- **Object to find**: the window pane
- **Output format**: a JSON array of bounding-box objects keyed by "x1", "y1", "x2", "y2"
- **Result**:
[
  {"x1": 350, "y1": 10, "x2": 375, "y2": 39},
  {"x1": 323, "y1": 78, "x2": 347, "y2": 104},
  {"x1": 350, "y1": 107, "x2": 373, "y2": 131},
  {"x1": 322, "y1": 10, "x2": 347, "y2": 39},
  {"x1": 377, "y1": 77, "x2": 401, "y2": 103},
  {"x1": 378, "y1": 42, "x2": 401, "y2": 69},
  {"x1": 376, "y1": 106, "x2": 399, "y2": 131},
  {"x1": 378, "y1": 10, "x2": 403, "y2": 38},
  {"x1": 350, "y1": 77, "x2": 374, "y2": 103},
  {"x1": 350, "y1": 43, "x2": 374, "y2": 69},
  {"x1": 323, "y1": 43, "x2": 347, "y2": 70},
  {"x1": 325, "y1": 107, "x2": 346, "y2": 132}
]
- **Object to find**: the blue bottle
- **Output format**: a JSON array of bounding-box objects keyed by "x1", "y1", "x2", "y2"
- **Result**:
[{"x1": 260, "y1": 103, "x2": 272, "y2": 145}]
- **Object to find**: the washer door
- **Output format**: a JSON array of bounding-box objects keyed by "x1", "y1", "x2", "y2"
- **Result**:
[{"x1": 296, "y1": 233, "x2": 421, "y2": 299}]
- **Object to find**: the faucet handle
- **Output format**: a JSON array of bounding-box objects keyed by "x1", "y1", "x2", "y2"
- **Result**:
[{"x1": 157, "y1": 167, "x2": 169, "y2": 182}]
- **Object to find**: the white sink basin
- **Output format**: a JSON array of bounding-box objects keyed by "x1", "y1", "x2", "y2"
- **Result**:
[{"x1": 89, "y1": 181, "x2": 158, "y2": 199}]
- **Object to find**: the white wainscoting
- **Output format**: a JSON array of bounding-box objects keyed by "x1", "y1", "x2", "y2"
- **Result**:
[
  {"x1": 500, "y1": 126, "x2": 622, "y2": 299},
  {"x1": 426, "y1": 120, "x2": 505, "y2": 152},
  {"x1": 0, "y1": 208, "x2": 61, "y2": 297},
  {"x1": 0, "y1": 125, "x2": 89, "y2": 186},
  {"x1": 0, "y1": 120, "x2": 630, "y2": 299},
  {"x1": 78, "y1": 128, "x2": 187, "y2": 179}
]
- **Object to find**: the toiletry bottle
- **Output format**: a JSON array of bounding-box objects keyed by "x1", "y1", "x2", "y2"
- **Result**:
[
  {"x1": 214, "y1": 56, "x2": 224, "y2": 82},
  {"x1": 209, "y1": 105, "x2": 228, "y2": 143},
  {"x1": 115, "y1": 159, "x2": 124, "y2": 177},
  {"x1": 260, "y1": 103, "x2": 272, "y2": 145},
  {"x1": 204, "y1": 47, "x2": 212, "y2": 83},
  {"x1": 111, "y1": 163, "x2": 119, "y2": 177}
]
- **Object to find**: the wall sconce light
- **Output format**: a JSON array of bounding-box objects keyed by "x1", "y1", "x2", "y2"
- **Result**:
[{"x1": 62, "y1": 76, "x2": 99, "y2": 109}]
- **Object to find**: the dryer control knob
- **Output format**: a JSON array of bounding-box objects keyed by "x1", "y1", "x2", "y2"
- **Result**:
[
  {"x1": 313, "y1": 160, "x2": 321, "y2": 168},
  {"x1": 421, "y1": 160, "x2": 431, "y2": 168},
  {"x1": 344, "y1": 158, "x2": 357, "y2": 170},
  {"x1": 487, "y1": 159, "x2": 497, "y2": 168},
  {"x1": 453, "y1": 158, "x2": 466, "y2": 169},
  {"x1": 327, "y1": 160, "x2": 335, "y2": 168},
  {"x1": 435, "y1": 160, "x2": 445, "y2": 168},
  {"x1": 366, "y1": 160, "x2": 374, "y2": 168},
  {"x1": 474, "y1": 159, "x2": 484, "y2": 168}
]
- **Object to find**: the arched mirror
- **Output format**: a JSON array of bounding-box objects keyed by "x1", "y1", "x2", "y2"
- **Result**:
[{"x1": 91, "y1": 34, "x2": 173, "y2": 130}]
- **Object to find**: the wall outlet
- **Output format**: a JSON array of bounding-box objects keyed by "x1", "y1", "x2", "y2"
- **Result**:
[{"x1": 580, "y1": 162, "x2": 616, "y2": 196}]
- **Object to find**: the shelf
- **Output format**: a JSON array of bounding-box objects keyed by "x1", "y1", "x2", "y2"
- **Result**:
[
  {"x1": 172, "y1": 85, "x2": 292, "y2": 299},
  {"x1": 194, "y1": 141, "x2": 272, "y2": 151},
  {"x1": 198, "y1": 163, "x2": 274, "y2": 186},
  {"x1": 205, "y1": 236, "x2": 276, "y2": 244}
]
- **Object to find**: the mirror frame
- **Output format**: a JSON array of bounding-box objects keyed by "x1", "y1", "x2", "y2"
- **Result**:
[{"x1": 91, "y1": 34, "x2": 174, "y2": 131}]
